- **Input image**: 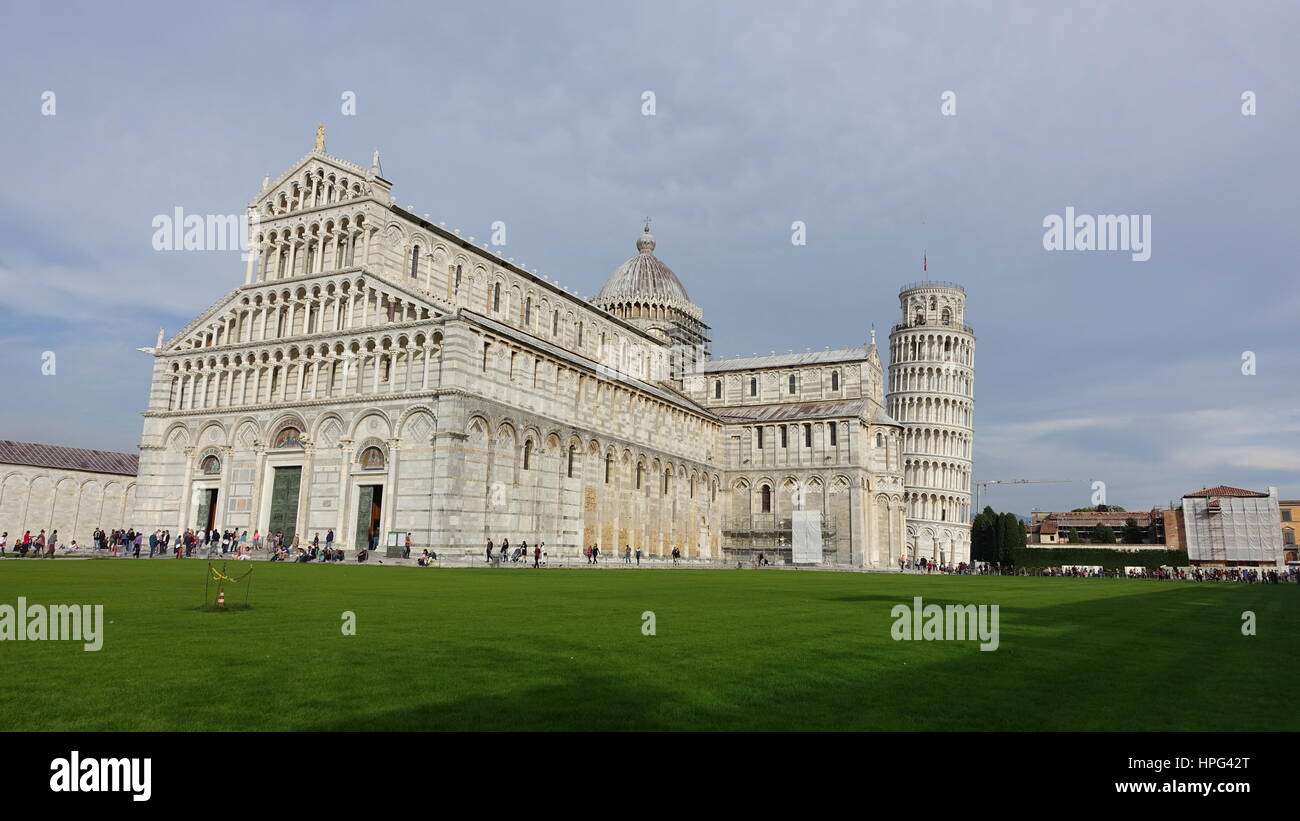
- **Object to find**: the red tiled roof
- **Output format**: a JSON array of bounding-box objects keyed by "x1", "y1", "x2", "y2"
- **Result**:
[
  {"x1": 0, "y1": 440, "x2": 138, "y2": 476},
  {"x1": 1045, "y1": 511, "x2": 1155, "y2": 524},
  {"x1": 1183, "y1": 485, "x2": 1268, "y2": 498}
]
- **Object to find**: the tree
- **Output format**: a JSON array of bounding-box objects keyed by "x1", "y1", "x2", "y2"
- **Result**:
[
  {"x1": 1067, "y1": 527, "x2": 1083, "y2": 545},
  {"x1": 1122, "y1": 518, "x2": 1145, "y2": 544},
  {"x1": 1092, "y1": 524, "x2": 1116, "y2": 544},
  {"x1": 998, "y1": 512, "x2": 1024, "y2": 565},
  {"x1": 972, "y1": 506, "x2": 998, "y2": 563}
]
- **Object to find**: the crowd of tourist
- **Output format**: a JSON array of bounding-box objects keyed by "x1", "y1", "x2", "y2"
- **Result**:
[
  {"x1": 484, "y1": 538, "x2": 546, "y2": 568},
  {"x1": 4, "y1": 527, "x2": 1300, "y2": 583},
  {"x1": 0, "y1": 526, "x2": 361, "y2": 564}
]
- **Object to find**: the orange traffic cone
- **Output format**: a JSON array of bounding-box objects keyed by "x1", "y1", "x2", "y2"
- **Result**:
[{"x1": 216, "y1": 588, "x2": 225, "y2": 608}]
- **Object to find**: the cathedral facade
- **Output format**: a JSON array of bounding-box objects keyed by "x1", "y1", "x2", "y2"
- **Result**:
[{"x1": 131, "y1": 140, "x2": 974, "y2": 566}]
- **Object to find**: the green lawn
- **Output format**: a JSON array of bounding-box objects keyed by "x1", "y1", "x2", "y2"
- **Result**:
[{"x1": 0, "y1": 559, "x2": 1294, "y2": 731}]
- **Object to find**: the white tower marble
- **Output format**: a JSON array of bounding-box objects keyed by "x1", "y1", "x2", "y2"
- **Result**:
[{"x1": 887, "y1": 281, "x2": 975, "y2": 565}]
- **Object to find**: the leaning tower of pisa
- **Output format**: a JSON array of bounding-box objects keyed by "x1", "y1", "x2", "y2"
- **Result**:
[{"x1": 887, "y1": 281, "x2": 975, "y2": 565}]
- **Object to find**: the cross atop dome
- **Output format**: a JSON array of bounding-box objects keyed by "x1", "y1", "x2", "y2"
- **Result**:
[{"x1": 637, "y1": 220, "x2": 656, "y2": 254}]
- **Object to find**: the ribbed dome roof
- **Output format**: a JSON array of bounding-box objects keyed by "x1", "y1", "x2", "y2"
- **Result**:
[{"x1": 595, "y1": 226, "x2": 692, "y2": 305}]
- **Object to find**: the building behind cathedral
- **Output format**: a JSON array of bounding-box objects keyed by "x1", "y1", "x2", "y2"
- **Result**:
[{"x1": 114, "y1": 138, "x2": 975, "y2": 565}]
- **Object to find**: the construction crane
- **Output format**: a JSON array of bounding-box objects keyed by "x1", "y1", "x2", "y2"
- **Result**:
[{"x1": 973, "y1": 478, "x2": 1093, "y2": 513}]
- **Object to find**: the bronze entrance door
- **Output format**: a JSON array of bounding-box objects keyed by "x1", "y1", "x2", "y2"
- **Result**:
[
  {"x1": 354, "y1": 484, "x2": 382, "y2": 551},
  {"x1": 268, "y1": 466, "x2": 302, "y2": 544},
  {"x1": 195, "y1": 488, "x2": 218, "y2": 532}
]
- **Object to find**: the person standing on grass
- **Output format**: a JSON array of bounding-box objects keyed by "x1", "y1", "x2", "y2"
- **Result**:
[{"x1": 534, "y1": 544, "x2": 541, "y2": 568}]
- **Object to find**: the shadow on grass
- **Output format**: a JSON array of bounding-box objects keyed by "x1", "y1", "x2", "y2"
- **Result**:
[{"x1": 193, "y1": 603, "x2": 255, "y2": 613}]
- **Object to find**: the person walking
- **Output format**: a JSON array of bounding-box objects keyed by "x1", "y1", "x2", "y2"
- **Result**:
[
  {"x1": 635, "y1": 547, "x2": 641, "y2": 566},
  {"x1": 534, "y1": 544, "x2": 541, "y2": 568},
  {"x1": 592, "y1": 545, "x2": 599, "y2": 564},
  {"x1": 486, "y1": 539, "x2": 494, "y2": 565},
  {"x1": 404, "y1": 533, "x2": 412, "y2": 559}
]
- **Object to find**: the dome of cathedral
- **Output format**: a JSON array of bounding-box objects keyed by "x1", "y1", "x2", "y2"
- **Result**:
[{"x1": 595, "y1": 226, "x2": 693, "y2": 305}]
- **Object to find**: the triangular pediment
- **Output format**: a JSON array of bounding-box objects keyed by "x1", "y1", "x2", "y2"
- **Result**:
[{"x1": 251, "y1": 149, "x2": 391, "y2": 213}]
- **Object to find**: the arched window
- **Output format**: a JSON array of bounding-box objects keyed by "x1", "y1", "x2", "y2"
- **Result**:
[
  {"x1": 635, "y1": 463, "x2": 643, "y2": 490},
  {"x1": 523, "y1": 440, "x2": 533, "y2": 470},
  {"x1": 524, "y1": 297, "x2": 532, "y2": 325},
  {"x1": 941, "y1": 307, "x2": 952, "y2": 326},
  {"x1": 552, "y1": 310, "x2": 559, "y2": 336},
  {"x1": 492, "y1": 283, "x2": 501, "y2": 313},
  {"x1": 831, "y1": 370, "x2": 840, "y2": 391},
  {"x1": 454, "y1": 264, "x2": 462, "y2": 293},
  {"x1": 410, "y1": 245, "x2": 420, "y2": 278},
  {"x1": 714, "y1": 380, "x2": 722, "y2": 399},
  {"x1": 200, "y1": 455, "x2": 221, "y2": 475},
  {"x1": 760, "y1": 485, "x2": 772, "y2": 513},
  {"x1": 274, "y1": 427, "x2": 302, "y2": 448},
  {"x1": 749, "y1": 377, "x2": 757, "y2": 396},
  {"x1": 360, "y1": 446, "x2": 385, "y2": 470},
  {"x1": 604, "y1": 453, "x2": 613, "y2": 484},
  {"x1": 876, "y1": 432, "x2": 884, "y2": 448},
  {"x1": 788, "y1": 374, "x2": 797, "y2": 394},
  {"x1": 829, "y1": 424, "x2": 838, "y2": 446},
  {"x1": 567, "y1": 445, "x2": 576, "y2": 478}
]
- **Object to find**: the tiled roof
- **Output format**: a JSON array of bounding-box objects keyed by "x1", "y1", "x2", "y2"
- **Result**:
[
  {"x1": 0, "y1": 440, "x2": 138, "y2": 476},
  {"x1": 1183, "y1": 485, "x2": 1269, "y2": 498},
  {"x1": 716, "y1": 398, "x2": 872, "y2": 423},
  {"x1": 702, "y1": 347, "x2": 869, "y2": 373}
]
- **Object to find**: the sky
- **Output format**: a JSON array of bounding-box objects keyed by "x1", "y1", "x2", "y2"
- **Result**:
[{"x1": 1, "y1": 0, "x2": 1297, "y2": 516}]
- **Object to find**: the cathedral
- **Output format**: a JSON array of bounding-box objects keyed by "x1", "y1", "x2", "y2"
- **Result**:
[{"x1": 131, "y1": 135, "x2": 975, "y2": 566}]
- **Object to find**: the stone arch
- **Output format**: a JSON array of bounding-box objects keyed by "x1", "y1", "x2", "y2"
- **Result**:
[{"x1": 348, "y1": 408, "x2": 392, "y2": 441}]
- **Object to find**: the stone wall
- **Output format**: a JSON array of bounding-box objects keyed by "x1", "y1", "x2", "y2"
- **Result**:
[{"x1": 0, "y1": 464, "x2": 136, "y2": 546}]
